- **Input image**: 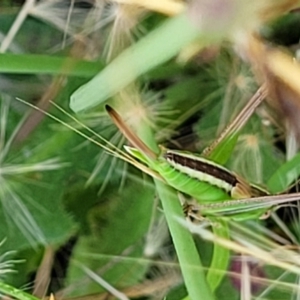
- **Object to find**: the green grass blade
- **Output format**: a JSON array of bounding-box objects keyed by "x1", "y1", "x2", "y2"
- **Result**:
[
  {"x1": 0, "y1": 53, "x2": 102, "y2": 76},
  {"x1": 206, "y1": 219, "x2": 230, "y2": 291},
  {"x1": 206, "y1": 134, "x2": 239, "y2": 165},
  {"x1": 70, "y1": 12, "x2": 201, "y2": 112},
  {"x1": 155, "y1": 181, "x2": 214, "y2": 300},
  {"x1": 267, "y1": 152, "x2": 300, "y2": 193},
  {"x1": 0, "y1": 281, "x2": 40, "y2": 300},
  {"x1": 203, "y1": 86, "x2": 267, "y2": 164}
]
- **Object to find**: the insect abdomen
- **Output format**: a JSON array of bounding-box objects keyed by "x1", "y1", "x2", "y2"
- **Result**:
[
  {"x1": 155, "y1": 150, "x2": 231, "y2": 203},
  {"x1": 163, "y1": 150, "x2": 237, "y2": 193}
]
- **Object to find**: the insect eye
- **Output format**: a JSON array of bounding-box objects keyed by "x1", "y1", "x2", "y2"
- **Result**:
[{"x1": 259, "y1": 210, "x2": 271, "y2": 220}]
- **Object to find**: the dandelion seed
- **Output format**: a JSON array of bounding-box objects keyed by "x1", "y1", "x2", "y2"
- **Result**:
[
  {"x1": 30, "y1": 0, "x2": 91, "y2": 36},
  {"x1": 144, "y1": 210, "x2": 168, "y2": 258},
  {"x1": 104, "y1": 3, "x2": 145, "y2": 61},
  {"x1": 233, "y1": 134, "x2": 263, "y2": 183}
]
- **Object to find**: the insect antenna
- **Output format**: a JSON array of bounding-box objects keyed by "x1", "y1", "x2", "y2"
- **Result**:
[
  {"x1": 16, "y1": 98, "x2": 135, "y2": 161},
  {"x1": 16, "y1": 98, "x2": 161, "y2": 179},
  {"x1": 105, "y1": 104, "x2": 158, "y2": 160}
]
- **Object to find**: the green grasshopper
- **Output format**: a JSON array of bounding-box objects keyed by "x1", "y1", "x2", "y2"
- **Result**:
[
  {"x1": 106, "y1": 104, "x2": 271, "y2": 222},
  {"x1": 104, "y1": 103, "x2": 280, "y2": 295}
]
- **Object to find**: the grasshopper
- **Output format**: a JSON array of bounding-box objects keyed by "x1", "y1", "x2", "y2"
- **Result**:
[{"x1": 106, "y1": 104, "x2": 271, "y2": 221}]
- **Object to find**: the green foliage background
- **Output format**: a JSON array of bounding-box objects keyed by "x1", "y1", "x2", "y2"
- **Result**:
[{"x1": 0, "y1": 1, "x2": 300, "y2": 300}]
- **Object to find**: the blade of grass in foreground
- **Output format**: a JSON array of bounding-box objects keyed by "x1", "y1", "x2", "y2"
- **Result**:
[
  {"x1": 155, "y1": 181, "x2": 214, "y2": 299},
  {"x1": 70, "y1": 12, "x2": 202, "y2": 112},
  {"x1": 0, "y1": 281, "x2": 40, "y2": 300}
]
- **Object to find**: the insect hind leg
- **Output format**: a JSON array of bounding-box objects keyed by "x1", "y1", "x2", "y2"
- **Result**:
[{"x1": 177, "y1": 192, "x2": 206, "y2": 223}]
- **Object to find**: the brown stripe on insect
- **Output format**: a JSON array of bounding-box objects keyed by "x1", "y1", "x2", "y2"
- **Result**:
[
  {"x1": 163, "y1": 150, "x2": 265, "y2": 200},
  {"x1": 164, "y1": 150, "x2": 238, "y2": 187}
]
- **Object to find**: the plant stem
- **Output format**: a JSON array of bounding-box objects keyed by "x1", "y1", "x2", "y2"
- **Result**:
[{"x1": 155, "y1": 180, "x2": 214, "y2": 300}]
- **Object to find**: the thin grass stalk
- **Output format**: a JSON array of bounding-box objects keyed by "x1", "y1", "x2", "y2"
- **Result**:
[{"x1": 155, "y1": 181, "x2": 214, "y2": 299}]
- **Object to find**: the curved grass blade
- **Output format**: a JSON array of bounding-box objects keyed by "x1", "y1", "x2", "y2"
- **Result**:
[{"x1": 206, "y1": 218, "x2": 230, "y2": 291}]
